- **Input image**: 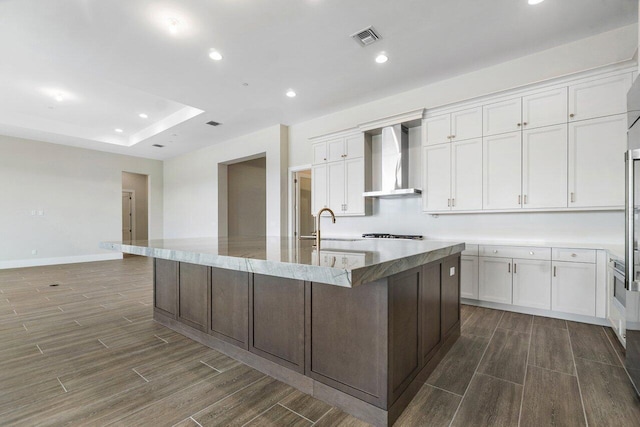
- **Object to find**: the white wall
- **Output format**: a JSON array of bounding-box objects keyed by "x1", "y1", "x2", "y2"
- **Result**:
[
  {"x1": 287, "y1": 25, "x2": 637, "y2": 245},
  {"x1": 0, "y1": 135, "x2": 163, "y2": 268},
  {"x1": 163, "y1": 124, "x2": 288, "y2": 238}
]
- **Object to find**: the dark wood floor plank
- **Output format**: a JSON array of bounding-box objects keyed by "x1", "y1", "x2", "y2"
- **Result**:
[
  {"x1": 498, "y1": 311, "x2": 532, "y2": 334},
  {"x1": 575, "y1": 357, "x2": 640, "y2": 426},
  {"x1": 314, "y1": 408, "x2": 373, "y2": 426},
  {"x1": 533, "y1": 316, "x2": 567, "y2": 329},
  {"x1": 477, "y1": 328, "x2": 530, "y2": 384},
  {"x1": 278, "y1": 389, "x2": 333, "y2": 422},
  {"x1": 244, "y1": 404, "x2": 311, "y2": 427},
  {"x1": 191, "y1": 376, "x2": 294, "y2": 427},
  {"x1": 426, "y1": 334, "x2": 490, "y2": 395},
  {"x1": 520, "y1": 365, "x2": 585, "y2": 427},
  {"x1": 529, "y1": 325, "x2": 575, "y2": 375},
  {"x1": 568, "y1": 321, "x2": 622, "y2": 367},
  {"x1": 451, "y1": 373, "x2": 522, "y2": 427},
  {"x1": 394, "y1": 384, "x2": 461, "y2": 427},
  {"x1": 462, "y1": 307, "x2": 504, "y2": 338}
]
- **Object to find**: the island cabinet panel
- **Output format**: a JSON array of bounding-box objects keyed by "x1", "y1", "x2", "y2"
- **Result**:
[
  {"x1": 421, "y1": 262, "x2": 441, "y2": 364},
  {"x1": 307, "y1": 279, "x2": 388, "y2": 408},
  {"x1": 177, "y1": 263, "x2": 209, "y2": 332},
  {"x1": 210, "y1": 268, "x2": 249, "y2": 349},
  {"x1": 441, "y1": 256, "x2": 460, "y2": 337},
  {"x1": 249, "y1": 274, "x2": 305, "y2": 373},
  {"x1": 388, "y1": 267, "x2": 422, "y2": 406},
  {"x1": 154, "y1": 258, "x2": 178, "y2": 318}
]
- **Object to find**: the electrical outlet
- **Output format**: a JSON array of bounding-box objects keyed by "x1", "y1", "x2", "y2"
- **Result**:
[
  {"x1": 31, "y1": 249, "x2": 38, "y2": 255},
  {"x1": 450, "y1": 267, "x2": 456, "y2": 276}
]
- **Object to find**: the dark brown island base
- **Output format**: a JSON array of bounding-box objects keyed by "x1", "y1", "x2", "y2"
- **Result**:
[{"x1": 100, "y1": 237, "x2": 463, "y2": 426}]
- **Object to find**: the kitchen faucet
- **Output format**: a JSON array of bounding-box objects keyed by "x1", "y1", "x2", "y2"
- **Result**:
[{"x1": 314, "y1": 207, "x2": 336, "y2": 249}]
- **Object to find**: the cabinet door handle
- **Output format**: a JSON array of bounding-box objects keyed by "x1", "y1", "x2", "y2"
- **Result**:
[
  {"x1": 508, "y1": 263, "x2": 511, "y2": 273},
  {"x1": 553, "y1": 266, "x2": 557, "y2": 277},
  {"x1": 447, "y1": 198, "x2": 451, "y2": 207},
  {"x1": 523, "y1": 122, "x2": 528, "y2": 126},
  {"x1": 570, "y1": 192, "x2": 575, "y2": 203},
  {"x1": 452, "y1": 198, "x2": 455, "y2": 207},
  {"x1": 323, "y1": 158, "x2": 326, "y2": 161},
  {"x1": 514, "y1": 263, "x2": 517, "y2": 274},
  {"x1": 524, "y1": 195, "x2": 527, "y2": 204},
  {"x1": 451, "y1": 135, "x2": 456, "y2": 139},
  {"x1": 569, "y1": 113, "x2": 575, "y2": 118},
  {"x1": 447, "y1": 135, "x2": 452, "y2": 139},
  {"x1": 517, "y1": 123, "x2": 521, "y2": 127},
  {"x1": 518, "y1": 195, "x2": 521, "y2": 205}
]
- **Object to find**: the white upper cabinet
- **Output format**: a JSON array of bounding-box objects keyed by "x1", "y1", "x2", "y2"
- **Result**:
[
  {"x1": 452, "y1": 138, "x2": 482, "y2": 211},
  {"x1": 568, "y1": 73, "x2": 632, "y2": 122},
  {"x1": 422, "y1": 144, "x2": 451, "y2": 212},
  {"x1": 522, "y1": 88, "x2": 568, "y2": 129},
  {"x1": 424, "y1": 114, "x2": 451, "y2": 146},
  {"x1": 451, "y1": 107, "x2": 483, "y2": 141},
  {"x1": 344, "y1": 157, "x2": 365, "y2": 215},
  {"x1": 327, "y1": 138, "x2": 346, "y2": 162},
  {"x1": 424, "y1": 107, "x2": 482, "y2": 146},
  {"x1": 345, "y1": 135, "x2": 365, "y2": 159},
  {"x1": 522, "y1": 124, "x2": 568, "y2": 209},
  {"x1": 568, "y1": 114, "x2": 627, "y2": 208},
  {"x1": 483, "y1": 98, "x2": 522, "y2": 136},
  {"x1": 327, "y1": 160, "x2": 345, "y2": 212},
  {"x1": 312, "y1": 142, "x2": 327, "y2": 164},
  {"x1": 483, "y1": 132, "x2": 522, "y2": 210}
]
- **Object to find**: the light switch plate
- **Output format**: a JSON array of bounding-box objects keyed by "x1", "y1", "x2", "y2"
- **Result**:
[{"x1": 450, "y1": 267, "x2": 455, "y2": 276}]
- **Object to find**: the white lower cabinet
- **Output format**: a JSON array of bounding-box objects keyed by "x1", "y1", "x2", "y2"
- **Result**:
[
  {"x1": 512, "y1": 259, "x2": 551, "y2": 310},
  {"x1": 479, "y1": 257, "x2": 512, "y2": 304},
  {"x1": 461, "y1": 255, "x2": 479, "y2": 299},
  {"x1": 551, "y1": 261, "x2": 596, "y2": 316}
]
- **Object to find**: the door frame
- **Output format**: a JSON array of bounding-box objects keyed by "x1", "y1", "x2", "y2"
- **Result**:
[
  {"x1": 122, "y1": 189, "x2": 136, "y2": 242},
  {"x1": 288, "y1": 164, "x2": 312, "y2": 239}
]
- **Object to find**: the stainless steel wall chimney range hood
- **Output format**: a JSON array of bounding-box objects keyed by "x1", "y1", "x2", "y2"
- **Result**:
[{"x1": 363, "y1": 124, "x2": 421, "y2": 198}]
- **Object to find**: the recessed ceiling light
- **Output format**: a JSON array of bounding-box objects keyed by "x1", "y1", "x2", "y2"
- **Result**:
[
  {"x1": 209, "y1": 50, "x2": 223, "y2": 61},
  {"x1": 286, "y1": 89, "x2": 296, "y2": 98},
  {"x1": 115, "y1": 128, "x2": 123, "y2": 133},
  {"x1": 167, "y1": 17, "x2": 180, "y2": 34},
  {"x1": 528, "y1": 0, "x2": 544, "y2": 4},
  {"x1": 54, "y1": 93, "x2": 64, "y2": 102},
  {"x1": 139, "y1": 113, "x2": 148, "y2": 119},
  {"x1": 375, "y1": 54, "x2": 388, "y2": 64}
]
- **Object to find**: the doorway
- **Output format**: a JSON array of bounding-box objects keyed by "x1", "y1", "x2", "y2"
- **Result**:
[
  {"x1": 122, "y1": 172, "x2": 149, "y2": 246},
  {"x1": 226, "y1": 157, "x2": 267, "y2": 237},
  {"x1": 122, "y1": 190, "x2": 134, "y2": 242},
  {"x1": 293, "y1": 169, "x2": 314, "y2": 238}
]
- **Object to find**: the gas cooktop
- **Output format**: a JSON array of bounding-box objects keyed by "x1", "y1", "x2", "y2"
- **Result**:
[{"x1": 362, "y1": 233, "x2": 424, "y2": 240}]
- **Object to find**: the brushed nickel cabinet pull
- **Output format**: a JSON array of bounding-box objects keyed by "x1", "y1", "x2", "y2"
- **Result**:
[
  {"x1": 518, "y1": 195, "x2": 521, "y2": 205},
  {"x1": 452, "y1": 198, "x2": 455, "y2": 207},
  {"x1": 523, "y1": 122, "x2": 528, "y2": 126},
  {"x1": 569, "y1": 113, "x2": 575, "y2": 118},
  {"x1": 451, "y1": 135, "x2": 456, "y2": 139},
  {"x1": 514, "y1": 263, "x2": 517, "y2": 274},
  {"x1": 448, "y1": 198, "x2": 451, "y2": 207},
  {"x1": 524, "y1": 195, "x2": 527, "y2": 204},
  {"x1": 517, "y1": 123, "x2": 522, "y2": 127},
  {"x1": 570, "y1": 192, "x2": 575, "y2": 203},
  {"x1": 508, "y1": 263, "x2": 511, "y2": 273},
  {"x1": 553, "y1": 266, "x2": 557, "y2": 277}
]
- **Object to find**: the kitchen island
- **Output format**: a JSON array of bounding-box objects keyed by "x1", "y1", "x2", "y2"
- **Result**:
[{"x1": 100, "y1": 237, "x2": 464, "y2": 427}]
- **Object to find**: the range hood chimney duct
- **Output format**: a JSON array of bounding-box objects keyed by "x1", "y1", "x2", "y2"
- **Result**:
[{"x1": 363, "y1": 124, "x2": 421, "y2": 198}]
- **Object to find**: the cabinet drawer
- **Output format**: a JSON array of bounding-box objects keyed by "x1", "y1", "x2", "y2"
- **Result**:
[
  {"x1": 461, "y1": 244, "x2": 478, "y2": 256},
  {"x1": 479, "y1": 245, "x2": 551, "y2": 260},
  {"x1": 552, "y1": 248, "x2": 596, "y2": 264}
]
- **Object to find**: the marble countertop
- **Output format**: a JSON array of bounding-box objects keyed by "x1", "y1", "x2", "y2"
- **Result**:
[{"x1": 99, "y1": 237, "x2": 464, "y2": 287}]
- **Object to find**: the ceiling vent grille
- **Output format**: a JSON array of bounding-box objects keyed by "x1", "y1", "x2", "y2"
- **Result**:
[
  {"x1": 152, "y1": 144, "x2": 164, "y2": 148},
  {"x1": 206, "y1": 120, "x2": 221, "y2": 127},
  {"x1": 351, "y1": 26, "x2": 381, "y2": 47}
]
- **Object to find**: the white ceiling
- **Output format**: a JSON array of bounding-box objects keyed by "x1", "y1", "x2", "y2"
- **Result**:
[{"x1": 0, "y1": 0, "x2": 636, "y2": 160}]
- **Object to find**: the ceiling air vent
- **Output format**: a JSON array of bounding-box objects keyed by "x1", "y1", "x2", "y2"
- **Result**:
[
  {"x1": 206, "y1": 120, "x2": 221, "y2": 127},
  {"x1": 351, "y1": 26, "x2": 381, "y2": 47},
  {"x1": 152, "y1": 144, "x2": 164, "y2": 148}
]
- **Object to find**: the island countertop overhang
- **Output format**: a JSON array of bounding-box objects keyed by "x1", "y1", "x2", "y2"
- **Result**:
[{"x1": 99, "y1": 237, "x2": 465, "y2": 287}]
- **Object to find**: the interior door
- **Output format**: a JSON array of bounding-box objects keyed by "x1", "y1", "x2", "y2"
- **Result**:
[{"x1": 122, "y1": 191, "x2": 132, "y2": 242}]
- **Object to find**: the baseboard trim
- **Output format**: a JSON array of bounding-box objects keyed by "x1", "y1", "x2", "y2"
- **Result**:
[
  {"x1": 0, "y1": 253, "x2": 123, "y2": 270},
  {"x1": 462, "y1": 298, "x2": 609, "y2": 326}
]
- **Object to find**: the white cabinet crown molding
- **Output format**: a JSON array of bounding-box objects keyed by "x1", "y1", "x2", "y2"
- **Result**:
[
  {"x1": 308, "y1": 127, "x2": 361, "y2": 143},
  {"x1": 358, "y1": 108, "x2": 425, "y2": 132}
]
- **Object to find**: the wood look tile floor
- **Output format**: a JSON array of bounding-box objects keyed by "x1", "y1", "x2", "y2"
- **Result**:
[{"x1": 1, "y1": 258, "x2": 640, "y2": 426}]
